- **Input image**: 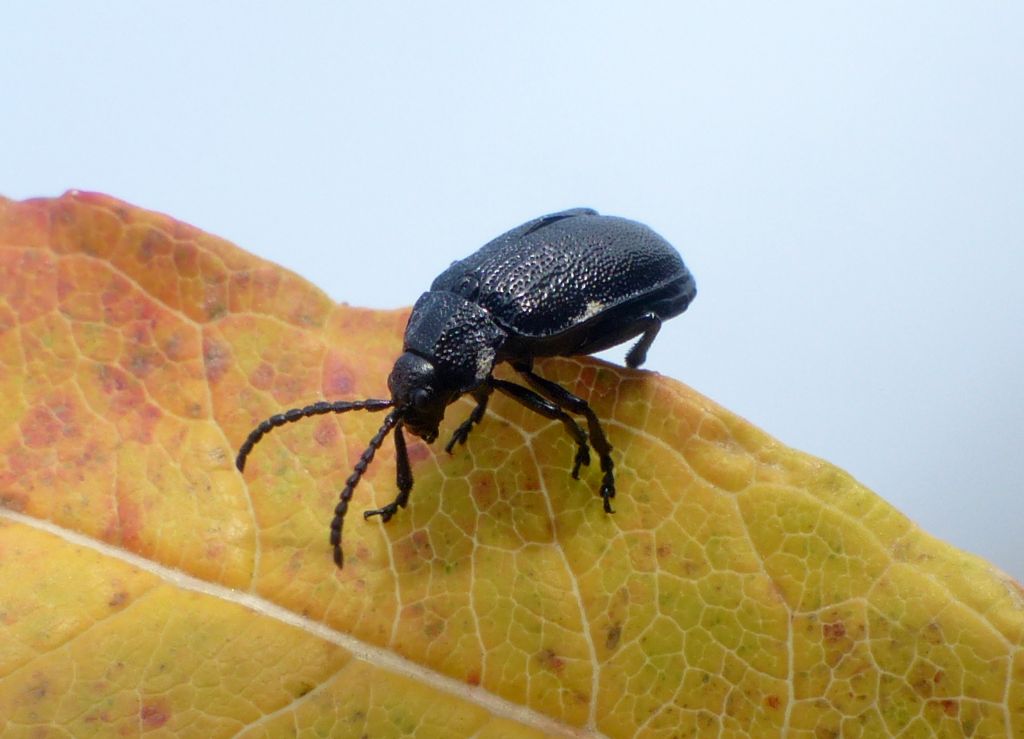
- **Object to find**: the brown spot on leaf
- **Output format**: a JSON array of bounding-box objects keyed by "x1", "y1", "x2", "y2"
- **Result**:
[
  {"x1": 410, "y1": 530, "x2": 432, "y2": 560},
  {"x1": 822, "y1": 621, "x2": 846, "y2": 641},
  {"x1": 466, "y1": 671, "x2": 480, "y2": 686},
  {"x1": 764, "y1": 694, "x2": 781, "y2": 710},
  {"x1": 470, "y1": 474, "x2": 497, "y2": 508},
  {"x1": 125, "y1": 347, "x2": 160, "y2": 379},
  {"x1": 26, "y1": 673, "x2": 49, "y2": 701},
  {"x1": 138, "y1": 229, "x2": 170, "y2": 262},
  {"x1": 108, "y1": 591, "x2": 128, "y2": 608},
  {"x1": 605, "y1": 623, "x2": 622, "y2": 650},
  {"x1": 538, "y1": 648, "x2": 565, "y2": 673},
  {"x1": 0, "y1": 491, "x2": 27, "y2": 512}
]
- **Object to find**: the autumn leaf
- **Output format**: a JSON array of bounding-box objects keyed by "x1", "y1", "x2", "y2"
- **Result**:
[{"x1": 0, "y1": 191, "x2": 1021, "y2": 738}]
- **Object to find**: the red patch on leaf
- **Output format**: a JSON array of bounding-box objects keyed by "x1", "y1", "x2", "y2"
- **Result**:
[
  {"x1": 20, "y1": 406, "x2": 61, "y2": 448},
  {"x1": 578, "y1": 365, "x2": 597, "y2": 392},
  {"x1": 406, "y1": 439, "x2": 430, "y2": 464},
  {"x1": 124, "y1": 347, "x2": 160, "y2": 380},
  {"x1": 117, "y1": 495, "x2": 143, "y2": 549},
  {"x1": 822, "y1": 621, "x2": 846, "y2": 641},
  {"x1": 323, "y1": 352, "x2": 354, "y2": 396},
  {"x1": 97, "y1": 366, "x2": 139, "y2": 411},
  {"x1": 412, "y1": 530, "x2": 431, "y2": 555},
  {"x1": 249, "y1": 361, "x2": 274, "y2": 391},
  {"x1": 765, "y1": 694, "x2": 781, "y2": 710},
  {"x1": 314, "y1": 419, "x2": 338, "y2": 447},
  {"x1": 203, "y1": 336, "x2": 231, "y2": 385},
  {"x1": 102, "y1": 284, "x2": 159, "y2": 328},
  {"x1": 538, "y1": 648, "x2": 565, "y2": 674},
  {"x1": 470, "y1": 474, "x2": 497, "y2": 509},
  {"x1": 138, "y1": 229, "x2": 171, "y2": 263},
  {"x1": 140, "y1": 701, "x2": 170, "y2": 728},
  {"x1": 132, "y1": 403, "x2": 162, "y2": 445},
  {"x1": 3, "y1": 250, "x2": 58, "y2": 323}
]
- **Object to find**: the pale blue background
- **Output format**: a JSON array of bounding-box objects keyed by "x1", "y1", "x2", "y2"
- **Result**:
[{"x1": 3, "y1": 3, "x2": 1022, "y2": 581}]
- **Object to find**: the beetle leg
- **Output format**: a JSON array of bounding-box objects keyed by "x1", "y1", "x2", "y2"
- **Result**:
[
  {"x1": 513, "y1": 364, "x2": 616, "y2": 513},
  {"x1": 364, "y1": 423, "x2": 414, "y2": 523},
  {"x1": 490, "y1": 378, "x2": 592, "y2": 477},
  {"x1": 445, "y1": 386, "x2": 493, "y2": 453},
  {"x1": 624, "y1": 312, "x2": 662, "y2": 369}
]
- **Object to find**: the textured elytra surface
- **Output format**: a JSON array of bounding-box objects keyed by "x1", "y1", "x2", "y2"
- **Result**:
[
  {"x1": 0, "y1": 192, "x2": 1021, "y2": 738},
  {"x1": 430, "y1": 210, "x2": 692, "y2": 338}
]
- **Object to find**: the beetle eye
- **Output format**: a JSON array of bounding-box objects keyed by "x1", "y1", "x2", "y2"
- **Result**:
[{"x1": 411, "y1": 388, "x2": 432, "y2": 411}]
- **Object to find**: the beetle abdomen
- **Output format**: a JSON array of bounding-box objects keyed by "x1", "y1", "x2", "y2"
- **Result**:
[{"x1": 432, "y1": 209, "x2": 695, "y2": 340}]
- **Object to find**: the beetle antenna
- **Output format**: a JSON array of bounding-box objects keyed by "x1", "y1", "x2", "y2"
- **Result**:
[
  {"x1": 235, "y1": 398, "x2": 393, "y2": 472},
  {"x1": 331, "y1": 410, "x2": 402, "y2": 568}
]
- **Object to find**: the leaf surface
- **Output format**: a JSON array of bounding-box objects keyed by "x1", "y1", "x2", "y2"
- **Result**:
[{"x1": 0, "y1": 192, "x2": 1021, "y2": 737}]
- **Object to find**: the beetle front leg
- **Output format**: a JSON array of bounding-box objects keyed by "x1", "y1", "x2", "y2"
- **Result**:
[
  {"x1": 364, "y1": 423, "x2": 414, "y2": 523},
  {"x1": 513, "y1": 364, "x2": 616, "y2": 513},
  {"x1": 490, "y1": 379, "x2": 591, "y2": 477},
  {"x1": 445, "y1": 386, "x2": 493, "y2": 453}
]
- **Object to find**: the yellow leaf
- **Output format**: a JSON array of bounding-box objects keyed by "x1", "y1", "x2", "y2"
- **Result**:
[{"x1": 1, "y1": 192, "x2": 1021, "y2": 737}]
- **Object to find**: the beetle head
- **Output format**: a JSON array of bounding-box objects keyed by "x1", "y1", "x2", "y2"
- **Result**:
[{"x1": 388, "y1": 352, "x2": 452, "y2": 443}]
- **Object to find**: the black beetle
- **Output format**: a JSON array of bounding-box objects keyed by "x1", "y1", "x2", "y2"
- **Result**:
[{"x1": 236, "y1": 208, "x2": 696, "y2": 567}]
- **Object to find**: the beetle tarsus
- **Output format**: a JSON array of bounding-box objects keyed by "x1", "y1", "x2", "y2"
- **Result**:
[
  {"x1": 445, "y1": 387, "x2": 492, "y2": 453},
  {"x1": 364, "y1": 423, "x2": 413, "y2": 524},
  {"x1": 571, "y1": 444, "x2": 591, "y2": 478},
  {"x1": 364, "y1": 502, "x2": 399, "y2": 522},
  {"x1": 602, "y1": 484, "x2": 615, "y2": 513}
]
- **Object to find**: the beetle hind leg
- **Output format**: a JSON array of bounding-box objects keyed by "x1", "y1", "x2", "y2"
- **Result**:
[{"x1": 624, "y1": 312, "x2": 662, "y2": 369}]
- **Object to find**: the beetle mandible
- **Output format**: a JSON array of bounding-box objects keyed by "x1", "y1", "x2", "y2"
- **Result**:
[{"x1": 236, "y1": 208, "x2": 696, "y2": 567}]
